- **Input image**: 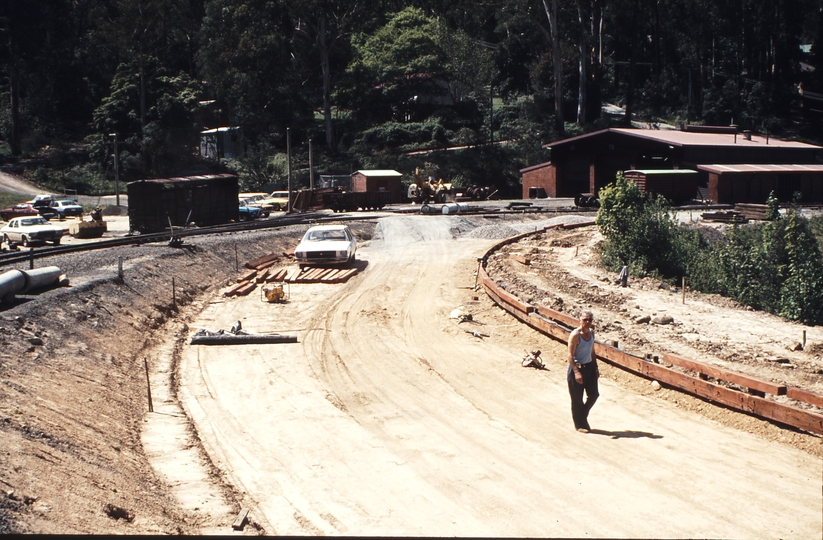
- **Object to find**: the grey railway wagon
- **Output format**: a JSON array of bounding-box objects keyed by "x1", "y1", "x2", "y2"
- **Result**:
[{"x1": 127, "y1": 174, "x2": 239, "y2": 233}]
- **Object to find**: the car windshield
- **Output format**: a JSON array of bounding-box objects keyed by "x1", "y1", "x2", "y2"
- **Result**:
[
  {"x1": 306, "y1": 229, "x2": 348, "y2": 241},
  {"x1": 21, "y1": 217, "x2": 48, "y2": 226}
]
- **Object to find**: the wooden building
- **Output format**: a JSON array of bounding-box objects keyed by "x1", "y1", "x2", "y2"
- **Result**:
[
  {"x1": 623, "y1": 169, "x2": 699, "y2": 204},
  {"x1": 521, "y1": 126, "x2": 823, "y2": 204},
  {"x1": 127, "y1": 174, "x2": 239, "y2": 233},
  {"x1": 350, "y1": 170, "x2": 403, "y2": 202}
]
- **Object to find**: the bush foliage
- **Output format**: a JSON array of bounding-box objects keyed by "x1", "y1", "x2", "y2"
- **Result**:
[{"x1": 596, "y1": 174, "x2": 823, "y2": 325}]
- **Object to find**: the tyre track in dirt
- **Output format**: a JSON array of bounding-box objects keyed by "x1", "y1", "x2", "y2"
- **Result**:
[{"x1": 177, "y1": 215, "x2": 822, "y2": 538}]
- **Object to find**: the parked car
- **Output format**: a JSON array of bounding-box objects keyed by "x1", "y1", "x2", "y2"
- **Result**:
[
  {"x1": 237, "y1": 201, "x2": 262, "y2": 221},
  {"x1": 1, "y1": 216, "x2": 64, "y2": 246},
  {"x1": 258, "y1": 190, "x2": 290, "y2": 211},
  {"x1": 0, "y1": 203, "x2": 40, "y2": 222},
  {"x1": 27, "y1": 194, "x2": 57, "y2": 209},
  {"x1": 294, "y1": 224, "x2": 356, "y2": 268},
  {"x1": 49, "y1": 199, "x2": 84, "y2": 219},
  {"x1": 239, "y1": 192, "x2": 273, "y2": 217}
]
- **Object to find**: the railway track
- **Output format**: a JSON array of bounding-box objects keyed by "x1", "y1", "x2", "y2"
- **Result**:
[
  {"x1": 0, "y1": 212, "x2": 367, "y2": 268},
  {"x1": 0, "y1": 205, "x2": 583, "y2": 268}
]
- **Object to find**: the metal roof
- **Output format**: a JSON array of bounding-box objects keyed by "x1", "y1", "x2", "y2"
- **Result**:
[
  {"x1": 697, "y1": 164, "x2": 823, "y2": 174},
  {"x1": 353, "y1": 170, "x2": 402, "y2": 177},
  {"x1": 625, "y1": 169, "x2": 698, "y2": 175},
  {"x1": 544, "y1": 127, "x2": 821, "y2": 150}
]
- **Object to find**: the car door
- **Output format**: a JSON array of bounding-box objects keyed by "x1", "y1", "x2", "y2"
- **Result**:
[{"x1": 7, "y1": 220, "x2": 21, "y2": 242}]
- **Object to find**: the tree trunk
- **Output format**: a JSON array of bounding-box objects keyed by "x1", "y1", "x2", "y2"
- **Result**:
[
  {"x1": 9, "y1": 61, "x2": 21, "y2": 156},
  {"x1": 318, "y1": 15, "x2": 337, "y2": 152},
  {"x1": 577, "y1": 2, "x2": 587, "y2": 125},
  {"x1": 542, "y1": 0, "x2": 564, "y2": 134}
]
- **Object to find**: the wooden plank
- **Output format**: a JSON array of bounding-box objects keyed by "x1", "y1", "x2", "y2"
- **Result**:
[
  {"x1": 332, "y1": 268, "x2": 358, "y2": 282},
  {"x1": 304, "y1": 268, "x2": 326, "y2": 280},
  {"x1": 480, "y1": 275, "x2": 534, "y2": 314},
  {"x1": 237, "y1": 269, "x2": 257, "y2": 283},
  {"x1": 254, "y1": 259, "x2": 279, "y2": 271},
  {"x1": 321, "y1": 269, "x2": 343, "y2": 281},
  {"x1": 535, "y1": 305, "x2": 580, "y2": 328},
  {"x1": 245, "y1": 252, "x2": 279, "y2": 269},
  {"x1": 234, "y1": 281, "x2": 257, "y2": 296},
  {"x1": 222, "y1": 281, "x2": 248, "y2": 297},
  {"x1": 664, "y1": 353, "x2": 787, "y2": 396},
  {"x1": 315, "y1": 268, "x2": 336, "y2": 281},
  {"x1": 560, "y1": 220, "x2": 596, "y2": 230},
  {"x1": 269, "y1": 269, "x2": 287, "y2": 282},
  {"x1": 787, "y1": 387, "x2": 823, "y2": 408},
  {"x1": 232, "y1": 508, "x2": 250, "y2": 531},
  {"x1": 526, "y1": 313, "x2": 572, "y2": 342}
]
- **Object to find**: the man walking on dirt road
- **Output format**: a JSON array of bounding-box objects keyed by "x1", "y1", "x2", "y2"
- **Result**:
[{"x1": 567, "y1": 310, "x2": 599, "y2": 432}]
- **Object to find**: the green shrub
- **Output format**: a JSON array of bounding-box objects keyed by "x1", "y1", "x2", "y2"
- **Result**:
[
  {"x1": 595, "y1": 171, "x2": 823, "y2": 325},
  {"x1": 595, "y1": 172, "x2": 684, "y2": 279}
]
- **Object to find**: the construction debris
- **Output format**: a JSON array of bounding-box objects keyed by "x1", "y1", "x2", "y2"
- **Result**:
[
  {"x1": 521, "y1": 350, "x2": 545, "y2": 369},
  {"x1": 734, "y1": 203, "x2": 769, "y2": 221},
  {"x1": 223, "y1": 265, "x2": 360, "y2": 297},
  {"x1": 701, "y1": 210, "x2": 748, "y2": 223},
  {"x1": 464, "y1": 329, "x2": 489, "y2": 339},
  {"x1": 190, "y1": 321, "x2": 297, "y2": 345}
]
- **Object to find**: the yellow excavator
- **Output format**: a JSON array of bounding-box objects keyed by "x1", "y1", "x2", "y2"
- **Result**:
[{"x1": 408, "y1": 168, "x2": 455, "y2": 204}]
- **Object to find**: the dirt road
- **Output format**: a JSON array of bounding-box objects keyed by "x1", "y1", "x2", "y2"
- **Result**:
[{"x1": 177, "y1": 215, "x2": 821, "y2": 537}]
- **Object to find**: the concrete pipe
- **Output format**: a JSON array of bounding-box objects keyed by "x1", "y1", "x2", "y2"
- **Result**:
[
  {"x1": 0, "y1": 266, "x2": 64, "y2": 302},
  {"x1": 441, "y1": 203, "x2": 468, "y2": 214},
  {"x1": 19, "y1": 266, "x2": 63, "y2": 294},
  {"x1": 0, "y1": 269, "x2": 27, "y2": 303}
]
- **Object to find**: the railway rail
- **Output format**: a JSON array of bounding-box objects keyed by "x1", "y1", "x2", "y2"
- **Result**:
[
  {"x1": 0, "y1": 212, "x2": 366, "y2": 268},
  {"x1": 0, "y1": 204, "x2": 584, "y2": 268}
]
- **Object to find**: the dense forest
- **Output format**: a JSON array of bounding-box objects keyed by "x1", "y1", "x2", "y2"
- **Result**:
[{"x1": 1, "y1": 0, "x2": 822, "y2": 196}]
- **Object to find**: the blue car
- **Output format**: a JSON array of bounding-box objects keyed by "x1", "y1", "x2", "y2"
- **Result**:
[{"x1": 238, "y1": 201, "x2": 262, "y2": 221}]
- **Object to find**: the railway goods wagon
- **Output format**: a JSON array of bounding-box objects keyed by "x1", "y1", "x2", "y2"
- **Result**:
[
  {"x1": 325, "y1": 190, "x2": 392, "y2": 212},
  {"x1": 128, "y1": 174, "x2": 239, "y2": 233}
]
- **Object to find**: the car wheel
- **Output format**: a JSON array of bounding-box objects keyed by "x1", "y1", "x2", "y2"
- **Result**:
[
  {"x1": 22, "y1": 235, "x2": 30, "y2": 247},
  {"x1": 347, "y1": 253, "x2": 355, "y2": 264},
  {"x1": 52, "y1": 238, "x2": 61, "y2": 246},
  {"x1": 272, "y1": 203, "x2": 281, "y2": 211},
  {"x1": 0, "y1": 213, "x2": 6, "y2": 221}
]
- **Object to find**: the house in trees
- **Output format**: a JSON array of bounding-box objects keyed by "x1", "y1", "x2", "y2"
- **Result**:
[
  {"x1": 200, "y1": 127, "x2": 244, "y2": 160},
  {"x1": 521, "y1": 126, "x2": 823, "y2": 204}
]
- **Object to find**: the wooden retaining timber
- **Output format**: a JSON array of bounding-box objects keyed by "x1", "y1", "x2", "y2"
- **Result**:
[{"x1": 477, "y1": 237, "x2": 823, "y2": 435}]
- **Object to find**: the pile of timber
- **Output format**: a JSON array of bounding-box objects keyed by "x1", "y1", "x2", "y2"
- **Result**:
[
  {"x1": 701, "y1": 210, "x2": 748, "y2": 223},
  {"x1": 734, "y1": 203, "x2": 769, "y2": 221},
  {"x1": 223, "y1": 252, "x2": 359, "y2": 297}
]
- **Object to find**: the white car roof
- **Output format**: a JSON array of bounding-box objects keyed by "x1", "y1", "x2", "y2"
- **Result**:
[{"x1": 306, "y1": 225, "x2": 349, "y2": 232}]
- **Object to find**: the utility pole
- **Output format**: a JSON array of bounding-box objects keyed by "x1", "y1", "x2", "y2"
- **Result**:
[
  {"x1": 108, "y1": 133, "x2": 121, "y2": 207},
  {"x1": 309, "y1": 138, "x2": 314, "y2": 190},
  {"x1": 490, "y1": 86, "x2": 494, "y2": 145},
  {"x1": 286, "y1": 127, "x2": 292, "y2": 213}
]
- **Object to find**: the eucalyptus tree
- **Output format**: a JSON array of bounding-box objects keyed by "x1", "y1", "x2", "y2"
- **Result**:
[
  {"x1": 288, "y1": 0, "x2": 368, "y2": 152},
  {"x1": 198, "y1": 0, "x2": 310, "y2": 143}
]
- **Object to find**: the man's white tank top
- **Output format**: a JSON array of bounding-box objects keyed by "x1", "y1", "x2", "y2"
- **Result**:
[{"x1": 573, "y1": 330, "x2": 594, "y2": 364}]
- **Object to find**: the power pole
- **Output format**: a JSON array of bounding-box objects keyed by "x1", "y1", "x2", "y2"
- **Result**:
[
  {"x1": 286, "y1": 128, "x2": 292, "y2": 213},
  {"x1": 108, "y1": 133, "x2": 121, "y2": 207},
  {"x1": 309, "y1": 138, "x2": 314, "y2": 190}
]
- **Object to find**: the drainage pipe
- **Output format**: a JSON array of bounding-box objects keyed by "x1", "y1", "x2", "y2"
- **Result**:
[{"x1": 0, "y1": 266, "x2": 64, "y2": 302}]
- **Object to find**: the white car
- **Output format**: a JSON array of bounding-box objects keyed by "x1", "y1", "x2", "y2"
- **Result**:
[
  {"x1": 1, "y1": 216, "x2": 64, "y2": 247},
  {"x1": 294, "y1": 225, "x2": 356, "y2": 268}
]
